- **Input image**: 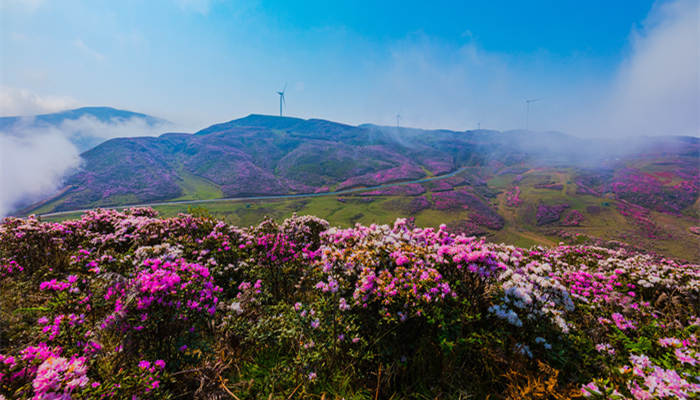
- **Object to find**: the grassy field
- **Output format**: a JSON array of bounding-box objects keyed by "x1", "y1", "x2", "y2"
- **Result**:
[{"x1": 39, "y1": 167, "x2": 700, "y2": 262}]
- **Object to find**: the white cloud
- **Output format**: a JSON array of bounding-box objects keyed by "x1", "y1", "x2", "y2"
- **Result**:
[
  {"x1": 73, "y1": 39, "x2": 105, "y2": 61},
  {"x1": 0, "y1": 131, "x2": 81, "y2": 217},
  {"x1": 0, "y1": 87, "x2": 78, "y2": 116},
  {"x1": 364, "y1": 0, "x2": 699, "y2": 136},
  {"x1": 595, "y1": 0, "x2": 699, "y2": 137},
  {"x1": 0, "y1": 108, "x2": 175, "y2": 216},
  {"x1": 57, "y1": 115, "x2": 172, "y2": 140},
  {"x1": 367, "y1": 35, "x2": 519, "y2": 130}
]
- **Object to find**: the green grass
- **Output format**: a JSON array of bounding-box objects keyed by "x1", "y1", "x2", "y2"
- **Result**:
[
  {"x1": 172, "y1": 171, "x2": 223, "y2": 201},
  {"x1": 30, "y1": 199, "x2": 66, "y2": 216}
]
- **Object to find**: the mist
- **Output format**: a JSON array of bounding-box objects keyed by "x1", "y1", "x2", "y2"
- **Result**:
[
  {"x1": 0, "y1": 132, "x2": 80, "y2": 217},
  {"x1": 0, "y1": 115, "x2": 173, "y2": 217},
  {"x1": 354, "y1": 0, "x2": 698, "y2": 137},
  {"x1": 571, "y1": 0, "x2": 699, "y2": 138},
  {"x1": 0, "y1": 87, "x2": 78, "y2": 116}
]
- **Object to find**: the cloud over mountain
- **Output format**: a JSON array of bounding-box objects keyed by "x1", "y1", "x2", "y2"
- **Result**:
[{"x1": 0, "y1": 107, "x2": 171, "y2": 216}]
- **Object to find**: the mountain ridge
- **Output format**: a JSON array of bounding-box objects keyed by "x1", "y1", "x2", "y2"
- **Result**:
[
  {"x1": 0, "y1": 106, "x2": 167, "y2": 129},
  {"x1": 27, "y1": 113, "x2": 698, "y2": 212},
  {"x1": 18, "y1": 112, "x2": 699, "y2": 262},
  {"x1": 0, "y1": 106, "x2": 170, "y2": 153}
]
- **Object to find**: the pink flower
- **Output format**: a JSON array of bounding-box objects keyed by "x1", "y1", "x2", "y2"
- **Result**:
[
  {"x1": 33, "y1": 355, "x2": 89, "y2": 397},
  {"x1": 581, "y1": 381, "x2": 600, "y2": 397},
  {"x1": 674, "y1": 348, "x2": 697, "y2": 366}
]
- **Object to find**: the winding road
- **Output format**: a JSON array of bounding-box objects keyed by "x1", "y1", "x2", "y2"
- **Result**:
[{"x1": 38, "y1": 166, "x2": 471, "y2": 218}]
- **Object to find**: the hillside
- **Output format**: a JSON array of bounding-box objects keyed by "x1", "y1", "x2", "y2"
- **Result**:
[
  {"x1": 26, "y1": 114, "x2": 700, "y2": 262},
  {"x1": 1, "y1": 209, "x2": 698, "y2": 398}
]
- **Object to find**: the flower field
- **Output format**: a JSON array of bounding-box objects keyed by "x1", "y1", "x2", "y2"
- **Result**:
[{"x1": 1, "y1": 208, "x2": 698, "y2": 399}]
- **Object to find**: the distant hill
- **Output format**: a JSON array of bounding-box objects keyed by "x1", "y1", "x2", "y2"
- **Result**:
[
  {"x1": 0, "y1": 106, "x2": 169, "y2": 151},
  {"x1": 29, "y1": 114, "x2": 699, "y2": 212},
  {"x1": 22, "y1": 113, "x2": 700, "y2": 261}
]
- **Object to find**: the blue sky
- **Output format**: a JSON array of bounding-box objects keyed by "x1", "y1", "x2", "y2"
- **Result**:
[{"x1": 1, "y1": 0, "x2": 698, "y2": 135}]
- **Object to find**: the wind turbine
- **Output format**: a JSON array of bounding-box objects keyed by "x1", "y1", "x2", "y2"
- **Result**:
[
  {"x1": 525, "y1": 98, "x2": 541, "y2": 130},
  {"x1": 277, "y1": 83, "x2": 287, "y2": 117},
  {"x1": 396, "y1": 114, "x2": 401, "y2": 130}
]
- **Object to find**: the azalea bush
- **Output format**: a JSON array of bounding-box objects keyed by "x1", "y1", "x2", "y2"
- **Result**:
[
  {"x1": 505, "y1": 186, "x2": 523, "y2": 207},
  {"x1": 536, "y1": 203, "x2": 570, "y2": 226},
  {"x1": 1, "y1": 208, "x2": 699, "y2": 399}
]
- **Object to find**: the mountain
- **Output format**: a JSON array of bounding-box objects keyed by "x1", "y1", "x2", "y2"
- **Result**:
[
  {"x1": 26, "y1": 114, "x2": 525, "y2": 210},
  {"x1": 0, "y1": 106, "x2": 165, "y2": 128},
  {"x1": 0, "y1": 106, "x2": 169, "y2": 151},
  {"x1": 24, "y1": 114, "x2": 700, "y2": 261}
]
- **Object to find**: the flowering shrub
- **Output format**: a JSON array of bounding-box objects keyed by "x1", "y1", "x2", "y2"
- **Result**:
[
  {"x1": 575, "y1": 165, "x2": 699, "y2": 215},
  {"x1": 536, "y1": 203, "x2": 569, "y2": 225},
  {"x1": 617, "y1": 201, "x2": 669, "y2": 239},
  {"x1": 561, "y1": 210, "x2": 584, "y2": 226},
  {"x1": 422, "y1": 176, "x2": 466, "y2": 192},
  {"x1": 432, "y1": 189, "x2": 505, "y2": 229},
  {"x1": 505, "y1": 186, "x2": 522, "y2": 207},
  {"x1": 582, "y1": 339, "x2": 700, "y2": 399},
  {"x1": 336, "y1": 163, "x2": 425, "y2": 190},
  {"x1": 422, "y1": 159, "x2": 454, "y2": 175},
  {"x1": 1, "y1": 208, "x2": 698, "y2": 398}
]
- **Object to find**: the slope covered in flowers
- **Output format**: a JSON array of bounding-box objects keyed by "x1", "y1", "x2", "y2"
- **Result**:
[{"x1": 1, "y1": 208, "x2": 698, "y2": 399}]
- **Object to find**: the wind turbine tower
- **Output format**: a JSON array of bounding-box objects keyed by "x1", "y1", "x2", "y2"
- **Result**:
[
  {"x1": 277, "y1": 84, "x2": 287, "y2": 117},
  {"x1": 396, "y1": 114, "x2": 401, "y2": 130},
  {"x1": 525, "y1": 98, "x2": 541, "y2": 130}
]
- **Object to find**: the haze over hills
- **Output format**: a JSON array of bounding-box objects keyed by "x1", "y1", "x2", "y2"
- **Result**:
[
  {"x1": 0, "y1": 106, "x2": 165, "y2": 128},
  {"x1": 0, "y1": 107, "x2": 173, "y2": 217},
  {"x1": 0, "y1": 106, "x2": 169, "y2": 152},
  {"x1": 19, "y1": 112, "x2": 699, "y2": 261}
]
